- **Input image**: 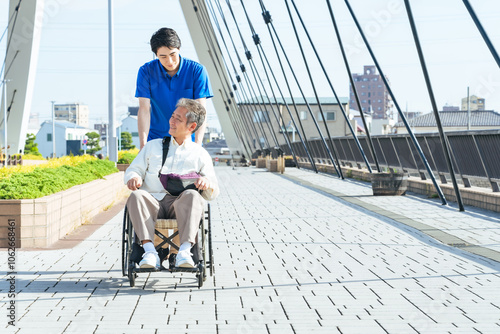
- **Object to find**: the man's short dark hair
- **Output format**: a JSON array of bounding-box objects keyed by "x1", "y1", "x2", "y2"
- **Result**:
[
  {"x1": 176, "y1": 98, "x2": 206, "y2": 134},
  {"x1": 150, "y1": 28, "x2": 181, "y2": 54}
]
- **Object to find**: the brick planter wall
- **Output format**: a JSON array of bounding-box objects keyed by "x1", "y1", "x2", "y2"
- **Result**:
[{"x1": 0, "y1": 172, "x2": 127, "y2": 248}]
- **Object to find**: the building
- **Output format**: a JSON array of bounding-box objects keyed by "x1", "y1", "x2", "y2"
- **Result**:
[
  {"x1": 54, "y1": 103, "x2": 90, "y2": 128},
  {"x1": 118, "y1": 115, "x2": 139, "y2": 150},
  {"x1": 238, "y1": 96, "x2": 352, "y2": 147},
  {"x1": 35, "y1": 121, "x2": 93, "y2": 158},
  {"x1": 443, "y1": 104, "x2": 459, "y2": 111},
  {"x1": 204, "y1": 139, "x2": 229, "y2": 158},
  {"x1": 349, "y1": 110, "x2": 372, "y2": 135},
  {"x1": 94, "y1": 123, "x2": 107, "y2": 138},
  {"x1": 397, "y1": 111, "x2": 422, "y2": 123},
  {"x1": 461, "y1": 95, "x2": 485, "y2": 111},
  {"x1": 203, "y1": 127, "x2": 223, "y2": 145},
  {"x1": 394, "y1": 110, "x2": 500, "y2": 134},
  {"x1": 349, "y1": 65, "x2": 393, "y2": 119},
  {"x1": 371, "y1": 118, "x2": 397, "y2": 135},
  {"x1": 27, "y1": 112, "x2": 40, "y2": 135},
  {"x1": 128, "y1": 106, "x2": 139, "y2": 116}
]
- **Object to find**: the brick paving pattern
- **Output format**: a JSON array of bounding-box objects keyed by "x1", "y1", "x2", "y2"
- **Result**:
[{"x1": 1, "y1": 166, "x2": 500, "y2": 333}]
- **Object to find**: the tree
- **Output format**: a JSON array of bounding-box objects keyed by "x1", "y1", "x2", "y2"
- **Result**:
[
  {"x1": 24, "y1": 133, "x2": 42, "y2": 156},
  {"x1": 85, "y1": 132, "x2": 102, "y2": 155},
  {"x1": 120, "y1": 131, "x2": 136, "y2": 150}
]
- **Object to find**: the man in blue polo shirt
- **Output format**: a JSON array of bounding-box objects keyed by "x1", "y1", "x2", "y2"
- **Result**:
[{"x1": 136, "y1": 27, "x2": 213, "y2": 148}]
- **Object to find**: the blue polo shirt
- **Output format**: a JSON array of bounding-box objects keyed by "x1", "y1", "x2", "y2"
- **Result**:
[{"x1": 135, "y1": 56, "x2": 213, "y2": 141}]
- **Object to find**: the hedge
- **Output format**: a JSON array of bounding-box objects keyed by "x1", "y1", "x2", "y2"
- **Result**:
[
  {"x1": 118, "y1": 149, "x2": 139, "y2": 164},
  {"x1": 0, "y1": 158, "x2": 118, "y2": 199}
]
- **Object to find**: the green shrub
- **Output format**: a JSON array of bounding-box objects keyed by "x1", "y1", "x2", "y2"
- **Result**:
[
  {"x1": 0, "y1": 159, "x2": 118, "y2": 199},
  {"x1": 118, "y1": 149, "x2": 138, "y2": 164},
  {"x1": 22, "y1": 154, "x2": 45, "y2": 160}
]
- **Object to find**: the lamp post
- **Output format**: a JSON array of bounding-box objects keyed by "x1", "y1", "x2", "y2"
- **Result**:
[{"x1": 51, "y1": 101, "x2": 56, "y2": 158}]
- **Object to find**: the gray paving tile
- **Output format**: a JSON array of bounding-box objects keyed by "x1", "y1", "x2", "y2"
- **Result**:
[{"x1": 2, "y1": 166, "x2": 500, "y2": 333}]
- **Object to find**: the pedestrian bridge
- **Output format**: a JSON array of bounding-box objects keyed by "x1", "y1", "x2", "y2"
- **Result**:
[{"x1": 2, "y1": 165, "x2": 500, "y2": 332}]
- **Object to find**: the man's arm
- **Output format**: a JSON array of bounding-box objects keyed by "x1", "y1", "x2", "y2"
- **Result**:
[
  {"x1": 138, "y1": 97, "x2": 151, "y2": 150},
  {"x1": 195, "y1": 97, "x2": 207, "y2": 145}
]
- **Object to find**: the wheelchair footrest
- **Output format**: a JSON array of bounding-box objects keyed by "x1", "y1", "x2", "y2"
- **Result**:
[
  {"x1": 133, "y1": 267, "x2": 163, "y2": 273},
  {"x1": 170, "y1": 267, "x2": 200, "y2": 273},
  {"x1": 131, "y1": 263, "x2": 202, "y2": 274}
]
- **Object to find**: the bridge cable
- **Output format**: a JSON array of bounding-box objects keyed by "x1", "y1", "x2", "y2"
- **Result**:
[
  {"x1": 241, "y1": 0, "x2": 316, "y2": 171},
  {"x1": 290, "y1": 0, "x2": 372, "y2": 174},
  {"x1": 192, "y1": 0, "x2": 254, "y2": 157},
  {"x1": 258, "y1": 0, "x2": 325, "y2": 173},
  {"x1": 212, "y1": 0, "x2": 272, "y2": 151},
  {"x1": 212, "y1": 1, "x2": 271, "y2": 152},
  {"x1": 232, "y1": 0, "x2": 292, "y2": 158},
  {"x1": 223, "y1": 0, "x2": 280, "y2": 151},
  {"x1": 203, "y1": 1, "x2": 256, "y2": 153},
  {"x1": 0, "y1": 0, "x2": 22, "y2": 45},
  {"x1": 241, "y1": 1, "x2": 317, "y2": 172},
  {"x1": 344, "y1": 0, "x2": 447, "y2": 205},
  {"x1": 206, "y1": 0, "x2": 265, "y2": 151},
  {"x1": 240, "y1": 0, "x2": 314, "y2": 168},
  {"x1": 283, "y1": 0, "x2": 344, "y2": 178},
  {"x1": 192, "y1": 1, "x2": 249, "y2": 153},
  {"x1": 404, "y1": 0, "x2": 464, "y2": 211},
  {"x1": 462, "y1": 0, "x2": 500, "y2": 69},
  {"x1": 191, "y1": 1, "x2": 249, "y2": 154},
  {"x1": 237, "y1": 0, "x2": 299, "y2": 162},
  {"x1": 1, "y1": 0, "x2": 23, "y2": 82},
  {"x1": 325, "y1": 0, "x2": 381, "y2": 173},
  {"x1": 261, "y1": 1, "x2": 348, "y2": 174}
]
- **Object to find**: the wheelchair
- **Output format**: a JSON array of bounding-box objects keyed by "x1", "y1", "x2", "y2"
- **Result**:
[{"x1": 122, "y1": 204, "x2": 213, "y2": 288}]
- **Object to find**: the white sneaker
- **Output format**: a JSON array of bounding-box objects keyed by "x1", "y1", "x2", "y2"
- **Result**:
[
  {"x1": 175, "y1": 250, "x2": 195, "y2": 268},
  {"x1": 139, "y1": 251, "x2": 160, "y2": 269}
]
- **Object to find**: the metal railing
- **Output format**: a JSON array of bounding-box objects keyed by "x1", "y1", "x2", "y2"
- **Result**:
[{"x1": 278, "y1": 129, "x2": 500, "y2": 192}]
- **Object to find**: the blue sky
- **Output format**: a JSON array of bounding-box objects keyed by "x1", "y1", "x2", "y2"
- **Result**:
[{"x1": 1, "y1": 0, "x2": 499, "y2": 133}]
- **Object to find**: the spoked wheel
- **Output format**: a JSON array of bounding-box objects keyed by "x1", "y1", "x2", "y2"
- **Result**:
[
  {"x1": 197, "y1": 263, "x2": 204, "y2": 288},
  {"x1": 128, "y1": 264, "x2": 136, "y2": 287},
  {"x1": 124, "y1": 208, "x2": 137, "y2": 287},
  {"x1": 122, "y1": 207, "x2": 130, "y2": 277},
  {"x1": 207, "y1": 204, "x2": 214, "y2": 276},
  {"x1": 201, "y1": 214, "x2": 207, "y2": 282}
]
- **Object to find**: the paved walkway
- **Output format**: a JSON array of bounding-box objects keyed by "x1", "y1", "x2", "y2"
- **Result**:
[{"x1": 2, "y1": 166, "x2": 500, "y2": 333}]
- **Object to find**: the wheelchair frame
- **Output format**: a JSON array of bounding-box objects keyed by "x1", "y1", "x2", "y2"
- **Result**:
[{"x1": 122, "y1": 204, "x2": 213, "y2": 288}]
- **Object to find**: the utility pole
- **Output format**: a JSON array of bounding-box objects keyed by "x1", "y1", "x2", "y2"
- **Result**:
[
  {"x1": 107, "y1": 0, "x2": 118, "y2": 161},
  {"x1": 51, "y1": 101, "x2": 56, "y2": 158},
  {"x1": 2, "y1": 80, "x2": 8, "y2": 162},
  {"x1": 467, "y1": 87, "x2": 471, "y2": 130}
]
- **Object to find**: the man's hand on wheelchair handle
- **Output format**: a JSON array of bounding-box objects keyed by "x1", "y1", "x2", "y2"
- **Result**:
[
  {"x1": 127, "y1": 177, "x2": 142, "y2": 191},
  {"x1": 194, "y1": 176, "x2": 210, "y2": 191}
]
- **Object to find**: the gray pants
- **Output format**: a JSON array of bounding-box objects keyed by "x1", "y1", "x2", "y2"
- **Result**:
[{"x1": 126, "y1": 189, "x2": 205, "y2": 245}]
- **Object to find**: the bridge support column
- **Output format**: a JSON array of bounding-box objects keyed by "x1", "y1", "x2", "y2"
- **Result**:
[
  {"x1": 179, "y1": 1, "x2": 243, "y2": 154},
  {"x1": 1, "y1": 0, "x2": 45, "y2": 155}
]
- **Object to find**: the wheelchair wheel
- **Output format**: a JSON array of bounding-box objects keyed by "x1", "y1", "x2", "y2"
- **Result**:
[
  {"x1": 200, "y1": 211, "x2": 207, "y2": 282},
  {"x1": 122, "y1": 207, "x2": 130, "y2": 277},
  {"x1": 128, "y1": 264, "x2": 136, "y2": 287},
  {"x1": 123, "y1": 208, "x2": 137, "y2": 287},
  {"x1": 207, "y1": 204, "x2": 214, "y2": 276},
  {"x1": 197, "y1": 263, "x2": 204, "y2": 288}
]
